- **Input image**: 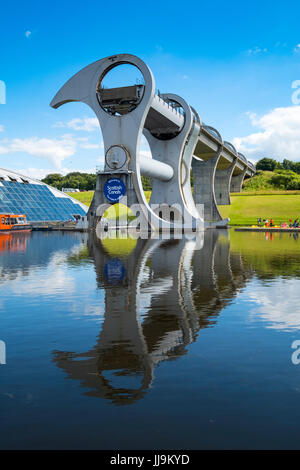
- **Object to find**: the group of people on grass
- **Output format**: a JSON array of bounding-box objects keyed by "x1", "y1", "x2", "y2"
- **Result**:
[
  {"x1": 257, "y1": 217, "x2": 299, "y2": 228},
  {"x1": 257, "y1": 218, "x2": 274, "y2": 227},
  {"x1": 287, "y1": 219, "x2": 299, "y2": 228}
]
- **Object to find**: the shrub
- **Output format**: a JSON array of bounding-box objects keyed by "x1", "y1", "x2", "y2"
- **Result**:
[
  {"x1": 256, "y1": 158, "x2": 278, "y2": 171},
  {"x1": 270, "y1": 170, "x2": 300, "y2": 189}
]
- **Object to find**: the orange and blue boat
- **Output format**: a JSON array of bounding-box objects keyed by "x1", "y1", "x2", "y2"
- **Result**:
[{"x1": 0, "y1": 214, "x2": 32, "y2": 233}]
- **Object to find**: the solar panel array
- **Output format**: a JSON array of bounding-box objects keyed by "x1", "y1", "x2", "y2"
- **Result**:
[{"x1": 0, "y1": 180, "x2": 86, "y2": 222}]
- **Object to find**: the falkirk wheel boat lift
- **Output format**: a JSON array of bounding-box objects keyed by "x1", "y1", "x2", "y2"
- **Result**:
[{"x1": 50, "y1": 53, "x2": 255, "y2": 232}]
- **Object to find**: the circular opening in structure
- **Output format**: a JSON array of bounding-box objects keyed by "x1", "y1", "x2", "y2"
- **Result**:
[
  {"x1": 97, "y1": 63, "x2": 145, "y2": 116},
  {"x1": 149, "y1": 97, "x2": 185, "y2": 141},
  {"x1": 102, "y1": 203, "x2": 136, "y2": 227},
  {"x1": 140, "y1": 135, "x2": 153, "y2": 196}
]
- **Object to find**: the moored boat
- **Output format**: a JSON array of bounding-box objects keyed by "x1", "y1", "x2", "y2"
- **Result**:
[{"x1": 0, "y1": 214, "x2": 32, "y2": 232}]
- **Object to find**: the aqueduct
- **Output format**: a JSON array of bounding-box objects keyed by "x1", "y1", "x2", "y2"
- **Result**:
[{"x1": 50, "y1": 53, "x2": 255, "y2": 230}]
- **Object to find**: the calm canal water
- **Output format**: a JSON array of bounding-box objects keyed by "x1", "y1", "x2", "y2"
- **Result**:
[{"x1": 0, "y1": 229, "x2": 300, "y2": 449}]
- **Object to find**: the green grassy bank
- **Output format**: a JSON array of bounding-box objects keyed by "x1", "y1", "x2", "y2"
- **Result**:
[
  {"x1": 68, "y1": 191, "x2": 94, "y2": 206},
  {"x1": 69, "y1": 190, "x2": 300, "y2": 226},
  {"x1": 219, "y1": 193, "x2": 300, "y2": 226}
]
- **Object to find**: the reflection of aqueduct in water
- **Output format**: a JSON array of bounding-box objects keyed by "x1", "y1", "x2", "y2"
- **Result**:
[
  {"x1": 53, "y1": 232, "x2": 253, "y2": 405},
  {"x1": 51, "y1": 54, "x2": 255, "y2": 230}
]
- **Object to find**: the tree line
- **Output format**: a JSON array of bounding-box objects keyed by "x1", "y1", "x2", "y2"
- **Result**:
[
  {"x1": 254, "y1": 158, "x2": 300, "y2": 190},
  {"x1": 42, "y1": 172, "x2": 153, "y2": 191},
  {"x1": 256, "y1": 158, "x2": 300, "y2": 173},
  {"x1": 42, "y1": 158, "x2": 300, "y2": 193}
]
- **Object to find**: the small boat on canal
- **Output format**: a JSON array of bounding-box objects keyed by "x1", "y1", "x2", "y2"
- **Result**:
[{"x1": 0, "y1": 214, "x2": 32, "y2": 233}]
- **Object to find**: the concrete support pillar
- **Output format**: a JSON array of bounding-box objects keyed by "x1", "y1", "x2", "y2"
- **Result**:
[
  {"x1": 214, "y1": 158, "x2": 237, "y2": 205},
  {"x1": 230, "y1": 167, "x2": 247, "y2": 193},
  {"x1": 192, "y1": 149, "x2": 223, "y2": 223},
  {"x1": 145, "y1": 94, "x2": 203, "y2": 228},
  {"x1": 87, "y1": 171, "x2": 151, "y2": 230}
]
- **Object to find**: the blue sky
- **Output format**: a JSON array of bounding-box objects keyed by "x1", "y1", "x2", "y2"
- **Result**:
[{"x1": 1, "y1": 0, "x2": 300, "y2": 178}]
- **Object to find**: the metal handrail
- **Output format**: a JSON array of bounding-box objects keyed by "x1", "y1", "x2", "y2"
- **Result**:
[
  {"x1": 238, "y1": 152, "x2": 247, "y2": 163},
  {"x1": 224, "y1": 141, "x2": 238, "y2": 156},
  {"x1": 190, "y1": 106, "x2": 201, "y2": 126},
  {"x1": 202, "y1": 123, "x2": 222, "y2": 142},
  {"x1": 157, "y1": 94, "x2": 185, "y2": 117}
]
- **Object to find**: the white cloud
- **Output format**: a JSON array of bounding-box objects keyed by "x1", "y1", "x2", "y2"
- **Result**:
[
  {"x1": 247, "y1": 46, "x2": 268, "y2": 55},
  {"x1": 0, "y1": 131, "x2": 100, "y2": 170},
  {"x1": 25, "y1": 30, "x2": 31, "y2": 38},
  {"x1": 17, "y1": 167, "x2": 52, "y2": 180},
  {"x1": 294, "y1": 44, "x2": 300, "y2": 52},
  {"x1": 82, "y1": 305, "x2": 103, "y2": 319},
  {"x1": 18, "y1": 166, "x2": 98, "y2": 179},
  {"x1": 53, "y1": 117, "x2": 99, "y2": 132},
  {"x1": 0, "y1": 253, "x2": 75, "y2": 296},
  {"x1": 246, "y1": 279, "x2": 300, "y2": 331},
  {"x1": 0, "y1": 125, "x2": 4, "y2": 132},
  {"x1": 233, "y1": 106, "x2": 300, "y2": 162},
  {"x1": 0, "y1": 135, "x2": 77, "y2": 169},
  {"x1": 21, "y1": 167, "x2": 63, "y2": 179},
  {"x1": 80, "y1": 143, "x2": 100, "y2": 149},
  {"x1": 14, "y1": 267, "x2": 75, "y2": 296}
]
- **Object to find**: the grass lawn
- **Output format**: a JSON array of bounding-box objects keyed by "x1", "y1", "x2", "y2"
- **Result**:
[
  {"x1": 219, "y1": 193, "x2": 300, "y2": 226},
  {"x1": 69, "y1": 190, "x2": 300, "y2": 226},
  {"x1": 67, "y1": 191, "x2": 94, "y2": 206}
]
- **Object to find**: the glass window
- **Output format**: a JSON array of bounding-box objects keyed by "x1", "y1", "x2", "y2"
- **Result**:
[{"x1": 0, "y1": 180, "x2": 87, "y2": 223}]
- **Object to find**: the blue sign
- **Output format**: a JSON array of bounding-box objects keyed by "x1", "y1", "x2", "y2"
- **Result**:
[
  {"x1": 104, "y1": 259, "x2": 126, "y2": 284},
  {"x1": 104, "y1": 178, "x2": 126, "y2": 203}
]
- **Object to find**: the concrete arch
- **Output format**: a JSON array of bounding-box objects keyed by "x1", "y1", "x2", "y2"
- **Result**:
[{"x1": 230, "y1": 166, "x2": 248, "y2": 192}]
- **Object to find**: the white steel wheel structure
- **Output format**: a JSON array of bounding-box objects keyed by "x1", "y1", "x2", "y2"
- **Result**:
[{"x1": 51, "y1": 54, "x2": 255, "y2": 230}]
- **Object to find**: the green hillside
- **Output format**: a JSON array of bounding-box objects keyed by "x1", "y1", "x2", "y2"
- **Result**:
[{"x1": 243, "y1": 169, "x2": 300, "y2": 192}]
